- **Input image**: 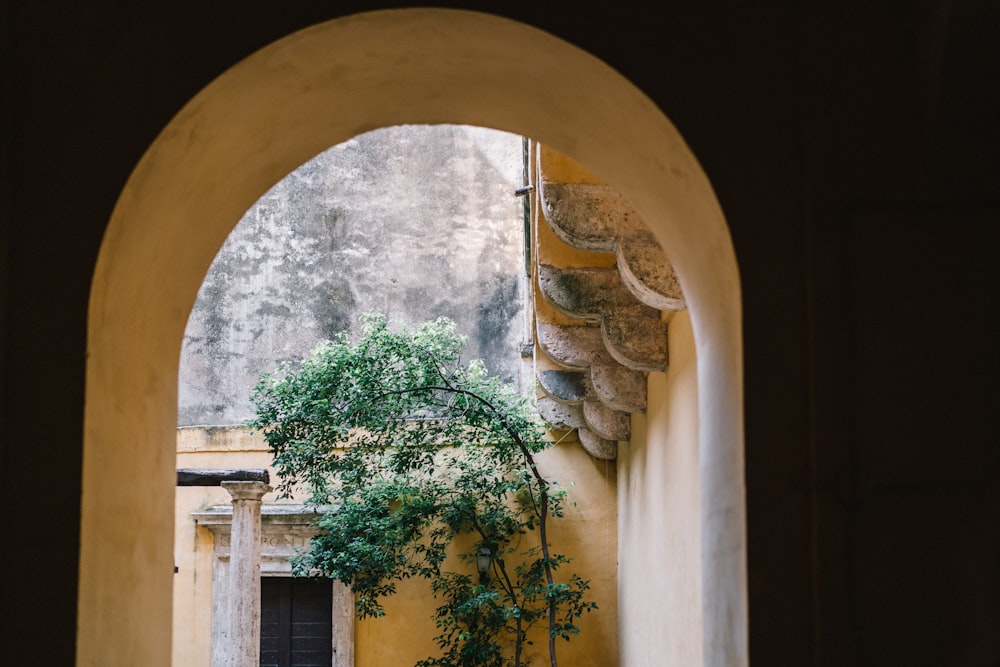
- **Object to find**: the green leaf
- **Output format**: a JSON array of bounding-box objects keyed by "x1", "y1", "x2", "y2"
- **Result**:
[{"x1": 248, "y1": 312, "x2": 594, "y2": 667}]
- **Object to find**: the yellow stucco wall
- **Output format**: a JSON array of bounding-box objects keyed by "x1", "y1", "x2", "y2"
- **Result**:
[
  {"x1": 172, "y1": 429, "x2": 618, "y2": 666},
  {"x1": 533, "y1": 145, "x2": 704, "y2": 665},
  {"x1": 88, "y1": 10, "x2": 743, "y2": 665},
  {"x1": 619, "y1": 309, "x2": 702, "y2": 665},
  {"x1": 352, "y1": 442, "x2": 618, "y2": 666}
]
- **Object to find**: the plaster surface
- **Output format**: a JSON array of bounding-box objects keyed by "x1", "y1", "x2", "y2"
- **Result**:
[
  {"x1": 83, "y1": 9, "x2": 743, "y2": 666},
  {"x1": 619, "y1": 310, "x2": 702, "y2": 665},
  {"x1": 174, "y1": 428, "x2": 616, "y2": 667},
  {"x1": 179, "y1": 125, "x2": 529, "y2": 426}
]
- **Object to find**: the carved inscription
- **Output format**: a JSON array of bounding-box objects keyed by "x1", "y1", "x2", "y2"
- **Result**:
[
  {"x1": 262, "y1": 535, "x2": 307, "y2": 548},
  {"x1": 215, "y1": 534, "x2": 309, "y2": 548}
]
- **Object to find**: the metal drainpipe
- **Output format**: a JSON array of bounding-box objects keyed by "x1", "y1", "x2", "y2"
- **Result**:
[
  {"x1": 515, "y1": 136, "x2": 535, "y2": 359},
  {"x1": 517, "y1": 135, "x2": 533, "y2": 277}
]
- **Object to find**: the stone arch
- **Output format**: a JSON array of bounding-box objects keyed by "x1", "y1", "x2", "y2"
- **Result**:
[{"x1": 82, "y1": 8, "x2": 745, "y2": 666}]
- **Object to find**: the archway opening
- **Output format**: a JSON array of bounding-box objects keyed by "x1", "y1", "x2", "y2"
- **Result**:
[
  {"x1": 84, "y1": 9, "x2": 745, "y2": 666},
  {"x1": 173, "y1": 124, "x2": 565, "y2": 667}
]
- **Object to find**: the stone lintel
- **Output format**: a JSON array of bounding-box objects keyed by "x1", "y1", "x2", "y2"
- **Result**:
[
  {"x1": 194, "y1": 504, "x2": 336, "y2": 576},
  {"x1": 177, "y1": 468, "x2": 270, "y2": 487},
  {"x1": 193, "y1": 503, "x2": 334, "y2": 528}
]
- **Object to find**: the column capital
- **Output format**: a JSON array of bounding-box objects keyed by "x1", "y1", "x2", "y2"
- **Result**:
[{"x1": 221, "y1": 480, "x2": 271, "y2": 501}]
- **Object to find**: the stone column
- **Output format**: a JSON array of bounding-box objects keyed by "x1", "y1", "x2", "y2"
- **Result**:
[{"x1": 221, "y1": 480, "x2": 271, "y2": 667}]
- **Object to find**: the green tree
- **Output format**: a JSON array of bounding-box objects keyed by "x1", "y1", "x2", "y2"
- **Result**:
[{"x1": 249, "y1": 313, "x2": 596, "y2": 667}]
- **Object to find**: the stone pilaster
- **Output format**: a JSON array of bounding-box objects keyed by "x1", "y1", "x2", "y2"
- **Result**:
[{"x1": 220, "y1": 480, "x2": 271, "y2": 667}]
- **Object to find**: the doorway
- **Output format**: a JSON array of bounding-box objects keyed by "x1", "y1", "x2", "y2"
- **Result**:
[{"x1": 261, "y1": 578, "x2": 333, "y2": 667}]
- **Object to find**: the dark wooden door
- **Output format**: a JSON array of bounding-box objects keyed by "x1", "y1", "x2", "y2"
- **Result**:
[{"x1": 260, "y1": 578, "x2": 333, "y2": 667}]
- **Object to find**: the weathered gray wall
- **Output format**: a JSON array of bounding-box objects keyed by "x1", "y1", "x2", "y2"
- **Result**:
[{"x1": 178, "y1": 125, "x2": 529, "y2": 426}]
